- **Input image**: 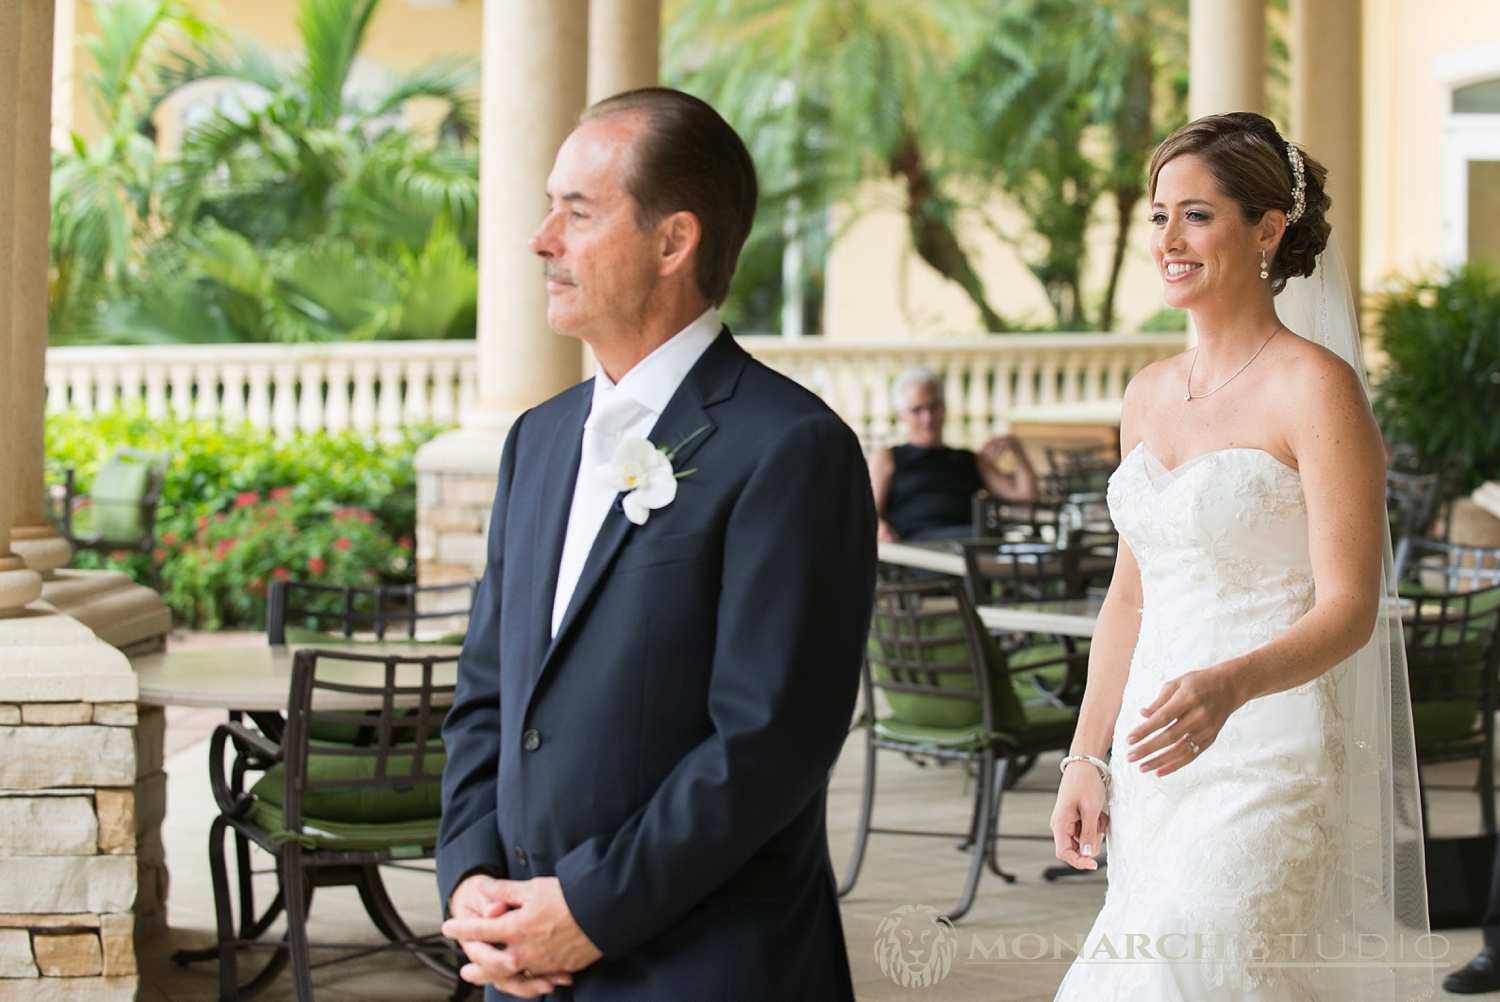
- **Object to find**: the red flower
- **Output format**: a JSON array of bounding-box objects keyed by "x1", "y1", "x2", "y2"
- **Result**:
[
  {"x1": 162, "y1": 532, "x2": 178, "y2": 546},
  {"x1": 359, "y1": 510, "x2": 375, "y2": 524},
  {"x1": 109, "y1": 550, "x2": 128, "y2": 563},
  {"x1": 271, "y1": 567, "x2": 292, "y2": 581},
  {"x1": 334, "y1": 507, "x2": 357, "y2": 521},
  {"x1": 234, "y1": 491, "x2": 259, "y2": 509},
  {"x1": 397, "y1": 536, "x2": 413, "y2": 550},
  {"x1": 152, "y1": 549, "x2": 166, "y2": 562},
  {"x1": 269, "y1": 487, "x2": 293, "y2": 500},
  {"x1": 196, "y1": 516, "x2": 209, "y2": 531},
  {"x1": 308, "y1": 557, "x2": 325, "y2": 577},
  {"x1": 333, "y1": 537, "x2": 353, "y2": 552},
  {"x1": 214, "y1": 539, "x2": 234, "y2": 561},
  {"x1": 214, "y1": 513, "x2": 227, "y2": 523},
  {"x1": 247, "y1": 577, "x2": 265, "y2": 595}
]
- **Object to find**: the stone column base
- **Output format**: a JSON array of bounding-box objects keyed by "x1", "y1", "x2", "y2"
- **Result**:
[
  {"x1": 0, "y1": 610, "x2": 142, "y2": 995},
  {"x1": 414, "y1": 426, "x2": 508, "y2": 587},
  {"x1": 35, "y1": 572, "x2": 170, "y2": 656},
  {"x1": 0, "y1": 557, "x2": 42, "y2": 617},
  {"x1": 9, "y1": 527, "x2": 71, "y2": 578}
]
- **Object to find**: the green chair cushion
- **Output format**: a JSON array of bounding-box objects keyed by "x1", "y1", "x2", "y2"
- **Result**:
[
  {"x1": 283, "y1": 626, "x2": 468, "y2": 647},
  {"x1": 871, "y1": 702, "x2": 1076, "y2": 752},
  {"x1": 244, "y1": 799, "x2": 439, "y2": 853},
  {"x1": 89, "y1": 460, "x2": 152, "y2": 545},
  {"x1": 249, "y1": 744, "x2": 445, "y2": 825},
  {"x1": 1413, "y1": 700, "x2": 1483, "y2": 749},
  {"x1": 873, "y1": 718, "x2": 991, "y2": 751}
]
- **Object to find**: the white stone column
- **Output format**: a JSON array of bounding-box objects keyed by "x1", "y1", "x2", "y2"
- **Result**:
[
  {"x1": 1189, "y1": 0, "x2": 1266, "y2": 119},
  {"x1": 1290, "y1": 0, "x2": 1362, "y2": 294},
  {"x1": 0, "y1": 0, "x2": 46, "y2": 615},
  {"x1": 587, "y1": 0, "x2": 659, "y2": 103},
  {"x1": 12, "y1": 0, "x2": 71, "y2": 576},
  {"x1": 414, "y1": 0, "x2": 590, "y2": 587}
]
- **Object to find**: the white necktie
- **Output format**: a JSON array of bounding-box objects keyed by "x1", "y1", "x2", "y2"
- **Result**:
[
  {"x1": 551, "y1": 384, "x2": 651, "y2": 636},
  {"x1": 582, "y1": 384, "x2": 650, "y2": 482}
]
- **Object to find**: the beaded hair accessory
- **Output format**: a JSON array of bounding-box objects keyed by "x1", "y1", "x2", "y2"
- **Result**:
[{"x1": 1285, "y1": 142, "x2": 1307, "y2": 224}]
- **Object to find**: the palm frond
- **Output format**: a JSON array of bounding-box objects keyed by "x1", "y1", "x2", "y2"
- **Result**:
[
  {"x1": 368, "y1": 54, "x2": 479, "y2": 131},
  {"x1": 296, "y1": 0, "x2": 381, "y2": 126}
]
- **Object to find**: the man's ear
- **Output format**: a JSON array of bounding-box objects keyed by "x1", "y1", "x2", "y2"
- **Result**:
[{"x1": 655, "y1": 210, "x2": 702, "y2": 279}]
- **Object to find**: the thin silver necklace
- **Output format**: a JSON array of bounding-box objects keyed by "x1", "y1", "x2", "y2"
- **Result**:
[{"x1": 1184, "y1": 324, "x2": 1284, "y2": 402}]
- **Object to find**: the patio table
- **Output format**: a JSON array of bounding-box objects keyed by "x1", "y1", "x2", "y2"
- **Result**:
[{"x1": 132, "y1": 641, "x2": 463, "y2": 713}]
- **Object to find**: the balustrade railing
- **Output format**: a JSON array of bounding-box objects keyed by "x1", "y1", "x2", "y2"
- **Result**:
[{"x1": 45, "y1": 334, "x2": 1185, "y2": 445}]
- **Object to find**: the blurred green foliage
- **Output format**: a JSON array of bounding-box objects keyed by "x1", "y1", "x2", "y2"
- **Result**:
[
  {"x1": 51, "y1": 0, "x2": 478, "y2": 345},
  {"x1": 1373, "y1": 263, "x2": 1500, "y2": 494},
  {"x1": 47, "y1": 410, "x2": 435, "y2": 628}
]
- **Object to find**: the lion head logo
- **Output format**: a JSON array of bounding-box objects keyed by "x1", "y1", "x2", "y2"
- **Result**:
[{"x1": 874, "y1": 904, "x2": 960, "y2": 987}]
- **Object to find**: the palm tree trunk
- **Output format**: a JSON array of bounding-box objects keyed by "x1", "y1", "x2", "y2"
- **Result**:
[
  {"x1": 1098, "y1": 28, "x2": 1155, "y2": 333},
  {"x1": 890, "y1": 135, "x2": 1008, "y2": 332},
  {"x1": 1099, "y1": 184, "x2": 1139, "y2": 333}
]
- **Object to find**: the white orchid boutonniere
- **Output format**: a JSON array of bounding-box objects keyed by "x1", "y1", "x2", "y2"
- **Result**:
[{"x1": 597, "y1": 426, "x2": 708, "y2": 526}]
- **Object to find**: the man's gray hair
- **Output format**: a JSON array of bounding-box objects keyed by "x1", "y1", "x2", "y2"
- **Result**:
[{"x1": 891, "y1": 367, "x2": 944, "y2": 413}]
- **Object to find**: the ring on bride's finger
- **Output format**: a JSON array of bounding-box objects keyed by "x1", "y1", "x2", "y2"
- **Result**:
[
  {"x1": 521, "y1": 970, "x2": 534, "y2": 980},
  {"x1": 1185, "y1": 736, "x2": 1201, "y2": 756}
]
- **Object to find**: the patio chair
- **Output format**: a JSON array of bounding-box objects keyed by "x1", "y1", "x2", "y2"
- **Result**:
[
  {"x1": 1398, "y1": 541, "x2": 1500, "y2": 835},
  {"x1": 838, "y1": 575, "x2": 1079, "y2": 921},
  {"x1": 266, "y1": 579, "x2": 478, "y2": 646},
  {"x1": 959, "y1": 537, "x2": 1094, "y2": 708},
  {"x1": 191, "y1": 578, "x2": 476, "y2": 977},
  {"x1": 196, "y1": 649, "x2": 470, "y2": 1001},
  {"x1": 1042, "y1": 445, "x2": 1118, "y2": 497},
  {"x1": 53, "y1": 447, "x2": 169, "y2": 589},
  {"x1": 1388, "y1": 469, "x2": 1443, "y2": 579}
]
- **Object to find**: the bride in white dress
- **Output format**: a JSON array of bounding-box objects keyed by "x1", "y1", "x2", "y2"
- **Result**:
[{"x1": 1050, "y1": 113, "x2": 1432, "y2": 1001}]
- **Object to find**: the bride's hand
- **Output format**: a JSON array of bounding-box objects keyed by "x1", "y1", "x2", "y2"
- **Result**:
[
  {"x1": 1050, "y1": 764, "x2": 1109, "y2": 870},
  {"x1": 1125, "y1": 667, "x2": 1242, "y2": 777}
]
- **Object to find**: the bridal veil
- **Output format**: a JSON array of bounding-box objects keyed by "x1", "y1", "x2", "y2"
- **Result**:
[{"x1": 1275, "y1": 233, "x2": 1436, "y2": 999}]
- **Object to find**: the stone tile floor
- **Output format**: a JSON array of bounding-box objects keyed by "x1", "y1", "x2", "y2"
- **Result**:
[{"x1": 139, "y1": 712, "x2": 1494, "y2": 1001}]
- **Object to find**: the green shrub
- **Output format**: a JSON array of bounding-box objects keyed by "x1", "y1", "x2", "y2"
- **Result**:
[
  {"x1": 1373, "y1": 263, "x2": 1500, "y2": 493},
  {"x1": 46, "y1": 410, "x2": 438, "y2": 629}
]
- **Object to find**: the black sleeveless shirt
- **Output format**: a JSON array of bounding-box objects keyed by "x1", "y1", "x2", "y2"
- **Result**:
[{"x1": 887, "y1": 445, "x2": 982, "y2": 539}]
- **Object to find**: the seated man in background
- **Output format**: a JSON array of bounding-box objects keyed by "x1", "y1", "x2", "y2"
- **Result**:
[{"x1": 870, "y1": 367, "x2": 1039, "y2": 542}]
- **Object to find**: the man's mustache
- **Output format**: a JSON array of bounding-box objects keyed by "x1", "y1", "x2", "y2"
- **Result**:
[{"x1": 543, "y1": 265, "x2": 575, "y2": 285}]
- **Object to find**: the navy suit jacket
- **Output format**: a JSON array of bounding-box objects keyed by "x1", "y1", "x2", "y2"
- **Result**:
[{"x1": 437, "y1": 333, "x2": 877, "y2": 1001}]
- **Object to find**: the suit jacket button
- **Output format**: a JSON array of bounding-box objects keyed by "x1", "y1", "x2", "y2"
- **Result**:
[
  {"x1": 522, "y1": 729, "x2": 542, "y2": 752},
  {"x1": 514, "y1": 846, "x2": 528, "y2": 866}
]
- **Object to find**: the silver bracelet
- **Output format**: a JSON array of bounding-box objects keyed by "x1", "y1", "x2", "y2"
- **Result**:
[{"x1": 1060, "y1": 754, "x2": 1111, "y2": 786}]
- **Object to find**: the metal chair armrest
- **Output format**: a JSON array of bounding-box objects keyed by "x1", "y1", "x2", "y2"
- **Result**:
[{"x1": 208, "y1": 721, "x2": 283, "y2": 816}]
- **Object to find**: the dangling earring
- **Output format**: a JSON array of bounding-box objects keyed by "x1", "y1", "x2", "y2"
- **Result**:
[{"x1": 1259, "y1": 251, "x2": 1269, "y2": 281}]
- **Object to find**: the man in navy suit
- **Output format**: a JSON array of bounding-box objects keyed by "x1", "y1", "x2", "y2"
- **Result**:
[{"x1": 436, "y1": 87, "x2": 877, "y2": 1000}]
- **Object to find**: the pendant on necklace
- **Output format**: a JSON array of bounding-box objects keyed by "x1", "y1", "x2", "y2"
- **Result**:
[{"x1": 1183, "y1": 393, "x2": 1191, "y2": 401}]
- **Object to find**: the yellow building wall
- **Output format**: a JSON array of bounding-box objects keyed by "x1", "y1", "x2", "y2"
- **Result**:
[
  {"x1": 1364, "y1": 0, "x2": 1500, "y2": 288},
  {"x1": 825, "y1": 182, "x2": 1169, "y2": 339},
  {"x1": 56, "y1": 0, "x2": 482, "y2": 144}
]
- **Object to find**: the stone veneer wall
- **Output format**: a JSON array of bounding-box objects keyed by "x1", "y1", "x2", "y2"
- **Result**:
[
  {"x1": 416, "y1": 468, "x2": 496, "y2": 598},
  {"x1": 0, "y1": 699, "x2": 161, "y2": 999}
]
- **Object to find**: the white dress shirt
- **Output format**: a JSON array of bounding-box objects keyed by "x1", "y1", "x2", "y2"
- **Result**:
[{"x1": 550, "y1": 308, "x2": 723, "y2": 636}]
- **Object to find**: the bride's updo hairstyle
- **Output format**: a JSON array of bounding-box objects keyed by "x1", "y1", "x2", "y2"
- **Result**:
[{"x1": 1148, "y1": 112, "x2": 1331, "y2": 294}]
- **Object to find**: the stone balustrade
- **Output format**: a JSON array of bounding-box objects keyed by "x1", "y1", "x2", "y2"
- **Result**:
[
  {"x1": 44, "y1": 341, "x2": 479, "y2": 437},
  {"x1": 740, "y1": 333, "x2": 1183, "y2": 447},
  {"x1": 45, "y1": 334, "x2": 1184, "y2": 445}
]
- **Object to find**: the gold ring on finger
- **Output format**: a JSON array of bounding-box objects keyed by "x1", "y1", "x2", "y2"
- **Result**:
[
  {"x1": 1186, "y1": 736, "x2": 1201, "y2": 756},
  {"x1": 521, "y1": 969, "x2": 534, "y2": 980}
]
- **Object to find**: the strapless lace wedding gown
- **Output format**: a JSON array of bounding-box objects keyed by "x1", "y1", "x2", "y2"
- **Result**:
[{"x1": 1054, "y1": 444, "x2": 1342, "y2": 1002}]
